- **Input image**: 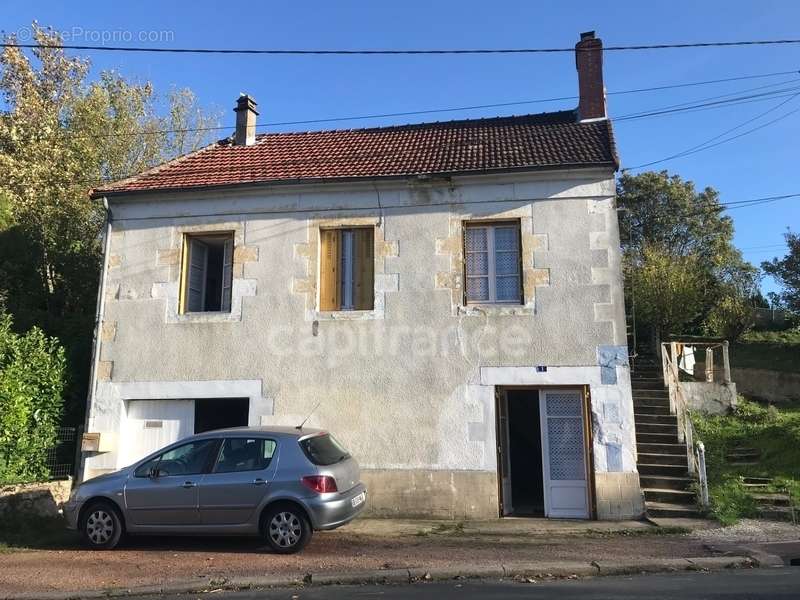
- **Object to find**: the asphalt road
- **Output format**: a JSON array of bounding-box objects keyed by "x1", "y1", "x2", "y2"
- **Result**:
[{"x1": 148, "y1": 568, "x2": 800, "y2": 599}]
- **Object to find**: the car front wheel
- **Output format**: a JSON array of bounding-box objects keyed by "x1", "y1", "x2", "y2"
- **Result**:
[
  {"x1": 80, "y1": 501, "x2": 123, "y2": 550},
  {"x1": 263, "y1": 504, "x2": 312, "y2": 554}
]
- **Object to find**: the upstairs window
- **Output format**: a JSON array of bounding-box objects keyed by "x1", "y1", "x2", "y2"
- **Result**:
[
  {"x1": 319, "y1": 228, "x2": 374, "y2": 311},
  {"x1": 464, "y1": 221, "x2": 523, "y2": 304},
  {"x1": 180, "y1": 233, "x2": 234, "y2": 313}
]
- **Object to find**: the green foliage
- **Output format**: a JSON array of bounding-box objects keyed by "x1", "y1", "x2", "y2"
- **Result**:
[
  {"x1": 705, "y1": 295, "x2": 756, "y2": 342},
  {"x1": 762, "y1": 230, "x2": 800, "y2": 312},
  {"x1": 0, "y1": 313, "x2": 66, "y2": 483},
  {"x1": 627, "y1": 245, "x2": 709, "y2": 338},
  {"x1": 707, "y1": 477, "x2": 759, "y2": 526},
  {"x1": 692, "y1": 399, "x2": 800, "y2": 523},
  {"x1": 617, "y1": 171, "x2": 734, "y2": 262},
  {"x1": 618, "y1": 171, "x2": 760, "y2": 340},
  {"x1": 0, "y1": 24, "x2": 219, "y2": 425}
]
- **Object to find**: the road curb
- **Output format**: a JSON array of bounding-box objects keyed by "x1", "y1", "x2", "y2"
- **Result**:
[{"x1": 0, "y1": 556, "x2": 757, "y2": 600}]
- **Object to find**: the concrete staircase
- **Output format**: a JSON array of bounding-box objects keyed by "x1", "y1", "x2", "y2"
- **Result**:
[{"x1": 632, "y1": 355, "x2": 702, "y2": 518}]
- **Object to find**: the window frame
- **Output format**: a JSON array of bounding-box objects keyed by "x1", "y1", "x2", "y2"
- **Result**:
[
  {"x1": 211, "y1": 437, "x2": 278, "y2": 474},
  {"x1": 318, "y1": 226, "x2": 375, "y2": 312},
  {"x1": 463, "y1": 220, "x2": 524, "y2": 306},
  {"x1": 133, "y1": 438, "x2": 222, "y2": 478},
  {"x1": 179, "y1": 231, "x2": 235, "y2": 315}
]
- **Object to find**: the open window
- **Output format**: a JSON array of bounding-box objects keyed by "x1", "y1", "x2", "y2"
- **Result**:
[
  {"x1": 180, "y1": 233, "x2": 234, "y2": 313},
  {"x1": 464, "y1": 221, "x2": 523, "y2": 305},
  {"x1": 319, "y1": 227, "x2": 374, "y2": 311}
]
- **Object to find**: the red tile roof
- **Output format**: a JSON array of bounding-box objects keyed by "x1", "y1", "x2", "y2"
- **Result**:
[{"x1": 93, "y1": 110, "x2": 617, "y2": 197}]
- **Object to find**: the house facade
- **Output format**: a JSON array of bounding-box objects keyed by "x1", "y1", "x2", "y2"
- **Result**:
[{"x1": 81, "y1": 32, "x2": 644, "y2": 520}]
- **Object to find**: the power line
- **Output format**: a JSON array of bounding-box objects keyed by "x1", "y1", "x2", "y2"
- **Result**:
[
  {"x1": 41, "y1": 73, "x2": 800, "y2": 143},
  {"x1": 613, "y1": 77, "x2": 800, "y2": 120},
  {"x1": 739, "y1": 243, "x2": 790, "y2": 250},
  {"x1": 623, "y1": 92, "x2": 800, "y2": 170},
  {"x1": 106, "y1": 191, "x2": 800, "y2": 223},
  {"x1": 4, "y1": 39, "x2": 800, "y2": 55},
  {"x1": 614, "y1": 85, "x2": 800, "y2": 121}
]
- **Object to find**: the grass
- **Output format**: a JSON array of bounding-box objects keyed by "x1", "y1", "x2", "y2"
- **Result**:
[
  {"x1": 731, "y1": 329, "x2": 800, "y2": 373},
  {"x1": 692, "y1": 398, "x2": 800, "y2": 524}
]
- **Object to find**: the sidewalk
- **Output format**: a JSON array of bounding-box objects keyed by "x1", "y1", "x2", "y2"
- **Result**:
[{"x1": 0, "y1": 518, "x2": 753, "y2": 599}]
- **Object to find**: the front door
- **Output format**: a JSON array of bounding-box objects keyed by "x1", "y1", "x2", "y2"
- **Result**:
[
  {"x1": 200, "y1": 437, "x2": 278, "y2": 525},
  {"x1": 124, "y1": 439, "x2": 219, "y2": 526},
  {"x1": 539, "y1": 389, "x2": 590, "y2": 519}
]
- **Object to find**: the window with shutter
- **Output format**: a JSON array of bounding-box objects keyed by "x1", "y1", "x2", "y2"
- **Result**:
[
  {"x1": 180, "y1": 232, "x2": 235, "y2": 313},
  {"x1": 464, "y1": 221, "x2": 522, "y2": 305},
  {"x1": 319, "y1": 227, "x2": 374, "y2": 311}
]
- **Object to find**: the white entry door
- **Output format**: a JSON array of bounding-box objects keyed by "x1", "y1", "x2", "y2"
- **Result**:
[
  {"x1": 539, "y1": 389, "x2": 589, "y2": 519},
  {"x1": 119, "y1": 400, "x2": 195, "y2": 468}
]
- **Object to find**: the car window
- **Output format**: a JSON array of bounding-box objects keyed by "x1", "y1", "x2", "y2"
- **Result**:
[
  {"x1": 214, "y1": 438, "x2": 276, "y2": 473},
  {"x1": 134, "y1": 439, "x2": 219, "y2": 477},
  {"x1": 299, "y1": 433, "x2": 350, "y2": 466}
]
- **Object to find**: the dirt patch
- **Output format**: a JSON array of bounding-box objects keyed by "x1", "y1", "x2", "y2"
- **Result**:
[{"x1": 0, "y1": 529, "x2": 713, "y2": 596}]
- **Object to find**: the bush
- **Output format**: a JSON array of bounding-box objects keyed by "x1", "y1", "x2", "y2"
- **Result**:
[
  {"x1": 705, "y1": 296, "x2": 755, "y2": 342},
  {"x1": 708, "y1": 476, "x2": 759, "y2": 526},
  {"x1": 0, "y1": 313, "x2": 66, "y2": 483}
]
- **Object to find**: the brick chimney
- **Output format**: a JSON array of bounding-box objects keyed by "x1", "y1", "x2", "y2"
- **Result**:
[
  {"x1": 575, "y1": 31, "x2": 606, "y2": 121},
  {"x1": 234, "y1": 94, "x2": 259, "y2": 146}
]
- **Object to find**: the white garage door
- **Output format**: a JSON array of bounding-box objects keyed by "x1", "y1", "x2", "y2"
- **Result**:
[{"x1": 119, "y1": 400, "x2": 195, "y2": 468}]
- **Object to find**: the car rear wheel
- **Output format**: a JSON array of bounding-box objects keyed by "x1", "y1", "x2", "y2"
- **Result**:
[
  {"x1": 80, "y1": 501, "x2": 123, "y2": 550},
  {"x1": 263, "y1": 504, "x2": 312, "y2": 554}
]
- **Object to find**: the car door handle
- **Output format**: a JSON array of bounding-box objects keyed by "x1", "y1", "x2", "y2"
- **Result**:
[
  {"x1": 252, "y1": 478, "x2": 266, "y2": 486},
  {"x1": 182, "y1": 481, "x2": 197, "y2": 488}
]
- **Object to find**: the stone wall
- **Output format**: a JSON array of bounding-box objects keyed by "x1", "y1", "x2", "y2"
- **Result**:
[
  {"x1": 682, "y1": 381, "x2": 738, "y2": 415},
  {"x1": 732, "y1": 368, "x2": 800, "y2": 405},
  {"x1": 0, "y1": 480, "x2": 72, "y2": 520}
]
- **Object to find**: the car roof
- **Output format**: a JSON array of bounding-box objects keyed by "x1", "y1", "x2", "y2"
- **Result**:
[{"x1": 191, "y1": 425, "x2": 326, "y2": 440}]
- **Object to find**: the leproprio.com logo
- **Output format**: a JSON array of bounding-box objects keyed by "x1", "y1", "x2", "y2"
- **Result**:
[{"x1": 12, "y1": 26, "x2": 175, "y2": 45}]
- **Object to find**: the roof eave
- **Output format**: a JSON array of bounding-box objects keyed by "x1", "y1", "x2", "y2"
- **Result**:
[{"x1": 91, "y1": 161, "x2": 618, "y2": 200}]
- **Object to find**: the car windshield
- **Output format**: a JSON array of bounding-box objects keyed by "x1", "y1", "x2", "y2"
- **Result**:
[{"x1": 299, "y1": 433, "x2": 350, "y2": 466}]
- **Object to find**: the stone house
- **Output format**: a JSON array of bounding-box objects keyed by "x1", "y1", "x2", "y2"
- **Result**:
[{"x1": 81, "y1": 31, "x2": 643, "y2": 520}]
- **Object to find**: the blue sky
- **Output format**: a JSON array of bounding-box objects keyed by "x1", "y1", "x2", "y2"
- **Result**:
[{"x1": 4, "y1": 1, "x2": 799, "y2": 294}]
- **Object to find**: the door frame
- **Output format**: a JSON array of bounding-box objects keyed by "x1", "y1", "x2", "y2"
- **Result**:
[{"x1": 495, "y1": 385, "x2": 596, "y2": 519}]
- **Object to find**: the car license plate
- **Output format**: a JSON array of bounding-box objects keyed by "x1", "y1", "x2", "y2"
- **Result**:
[{"x1": 351, "y1": 492, "x2": 366, "y2": 508}]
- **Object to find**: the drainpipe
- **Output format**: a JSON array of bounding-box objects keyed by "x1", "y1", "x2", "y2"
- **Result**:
[{"x1": 78, "y1": 197, "x2": 113, "y2": 483}]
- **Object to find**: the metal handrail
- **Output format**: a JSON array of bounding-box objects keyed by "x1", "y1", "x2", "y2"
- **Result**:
[{"x1": 661, "y1": 342, "x2": 710, "y2": 510}]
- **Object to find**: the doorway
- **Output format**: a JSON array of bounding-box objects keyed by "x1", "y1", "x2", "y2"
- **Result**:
[
  {"x1": 497, "y1": 387, "x2": 591, "y2": 519},
  {"x1": 505, "y1": 389, "x2": 545, "y2": 516},
  {"x1": 194, "y1": 397, "x2": 249, "y2": 433}
]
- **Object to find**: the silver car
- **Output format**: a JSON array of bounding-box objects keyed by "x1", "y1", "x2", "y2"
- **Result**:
[{"x1": 63, "y1": 427, "x2": 367, "y2": 553}]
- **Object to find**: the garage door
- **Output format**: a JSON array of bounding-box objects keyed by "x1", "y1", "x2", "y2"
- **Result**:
[{"x1": 119, "y1": 400, "x2": 195, "y2": 468}]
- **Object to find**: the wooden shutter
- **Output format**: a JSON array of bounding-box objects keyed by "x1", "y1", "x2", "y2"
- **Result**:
[
  {"x1": 319, "y1": 229, "x2": 341, "y2": 311},
  {"x1": 186, "y1": 238, "x2": 208, "y2": 312},
  {"x1": 354, "y1": 228, "x2": 374, "y2": 310},
  {"x1": 221, "y1": 236, "x2": 233, "y2": 312}
]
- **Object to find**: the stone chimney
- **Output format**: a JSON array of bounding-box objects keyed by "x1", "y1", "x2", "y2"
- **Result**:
[
  {"x1": 575, "y1": 31, "x2": 606, "y2": 121},
  {"x1": 234, "y1": 94, "x2": 259, "y2": 146}
]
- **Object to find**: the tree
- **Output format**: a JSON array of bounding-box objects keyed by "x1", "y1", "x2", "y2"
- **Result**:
[
  {"x1": 618, "y1": 171, "x2": 760, "y2": 342},
  {"x1": 628, "y1": 245, "x2": 709, "y2": 339},
  {"x1": 618, "y1": 171, "x2": 734, "y2": 266},
  {"x1": 0, "y1": 24, "x2": 219, "y2": 425},
  {"x1": 762, "y1": 230, "x2": 800, "y2": 312},
  {"x1": 0, "y1": 311, "x2": 66, "y2": 483},
  {"x1": 705, "y1": 296, "x2": 756, "y2": 341}
]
